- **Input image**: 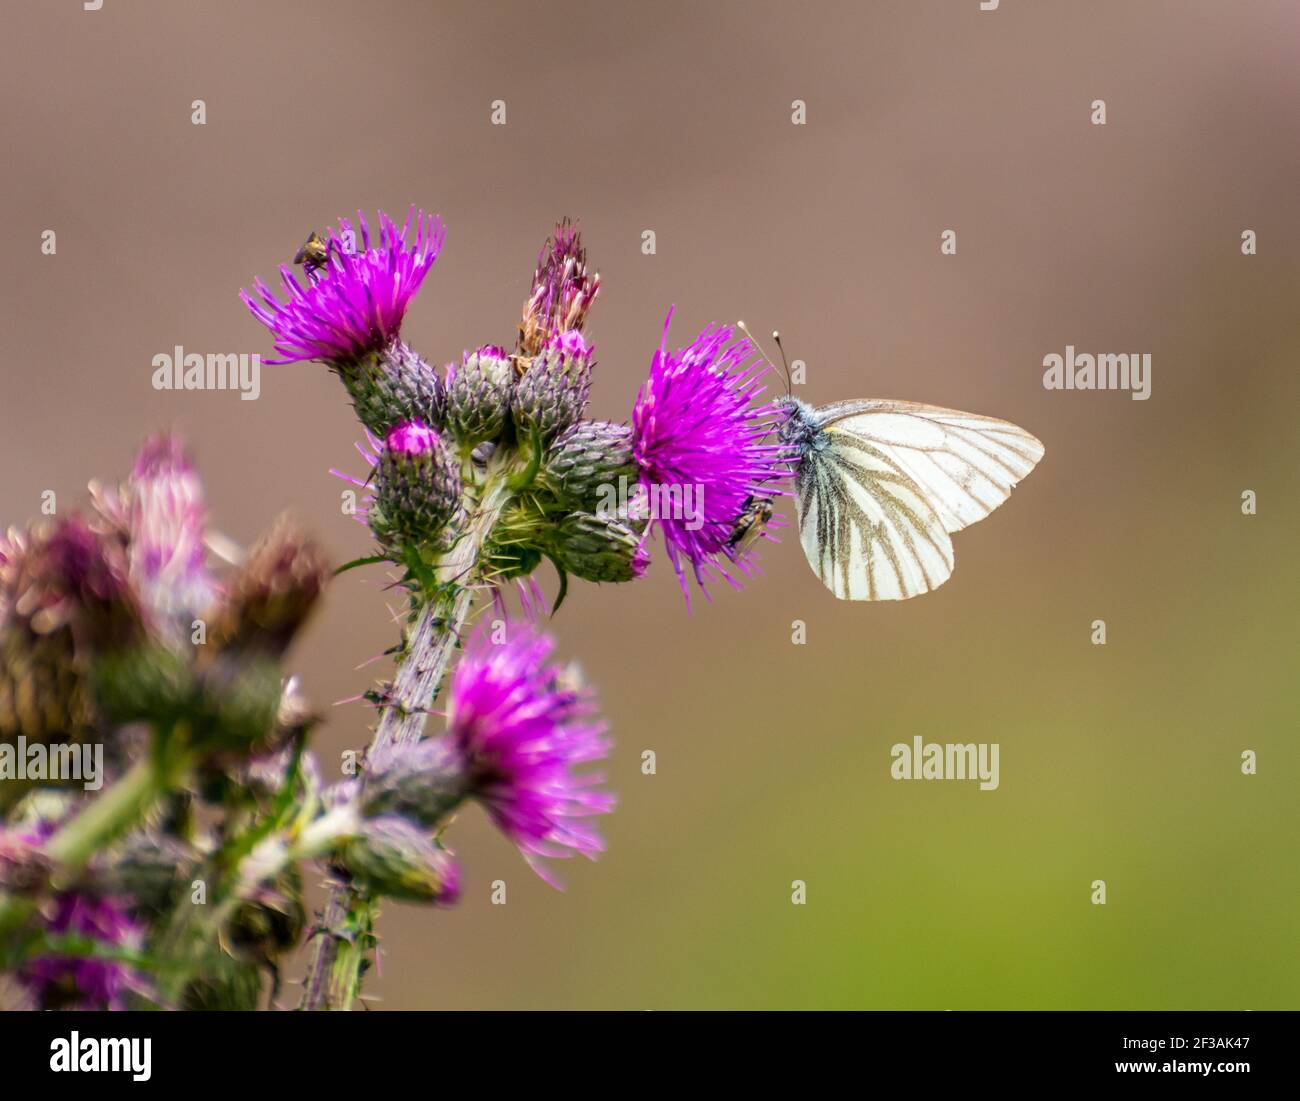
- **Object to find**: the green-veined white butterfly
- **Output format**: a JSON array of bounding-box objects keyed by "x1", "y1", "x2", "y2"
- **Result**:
[{"x1": 741, "y1": 327, "x2": 1045, "y2": 601}]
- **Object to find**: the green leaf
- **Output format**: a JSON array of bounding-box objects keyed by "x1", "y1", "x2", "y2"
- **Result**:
[{"x1": 334, "y1": 554, "x2": 391, "y2": 577}]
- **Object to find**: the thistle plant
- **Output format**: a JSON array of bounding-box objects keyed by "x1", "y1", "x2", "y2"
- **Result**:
[{"x1": 0, "y1": 209, "x2": 789, "y2": 1010}]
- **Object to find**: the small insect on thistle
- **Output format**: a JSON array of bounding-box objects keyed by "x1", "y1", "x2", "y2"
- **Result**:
[
  {"x1": 726, "y1": 495, "x2": 775, "y2": 554},
  {"x1": 292, "y1": 230, "x2": 332, "y2": 276}
]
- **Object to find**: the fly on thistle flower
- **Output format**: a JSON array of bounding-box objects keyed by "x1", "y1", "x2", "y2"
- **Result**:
[
  {"x1": 241, "y1": 207, "x2": 444, "y2": 366},
  {"x1": 242, "y1": 208, "x2": 446, "y2": 435}
]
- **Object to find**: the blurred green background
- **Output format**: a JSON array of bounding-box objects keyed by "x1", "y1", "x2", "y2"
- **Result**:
[{"x1": 2, "y1": 0, "x2": 1297, "y2": 1008}]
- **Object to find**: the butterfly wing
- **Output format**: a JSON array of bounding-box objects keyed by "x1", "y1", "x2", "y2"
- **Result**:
[
  {"x1": 795, "y1": 423, "x2": 955, "y2": 601},
  {"x1": 795, "y1": 399, "x2": 1043, "y2": 600}
]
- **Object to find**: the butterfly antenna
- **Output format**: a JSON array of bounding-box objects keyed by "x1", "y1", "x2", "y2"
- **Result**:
[
  {"x1": 737, "y1": 320, "x2": 792, "y2": 396},
  {"x1": 772, "y1": 330, "x2": 794, "y2": 397}
]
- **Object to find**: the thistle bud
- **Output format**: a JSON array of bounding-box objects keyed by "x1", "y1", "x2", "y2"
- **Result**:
[
  {"x1": 368, "y1": 421, "x2": 462, "y2": 549},
  {"x1": 190, "y1": 653, "x2": 284, "y2": 755},
  {"x1": 362, "y1": 739, "x2": 465, "y2": 828},
  {"x1": 512, "y1": 341, "x2": 592, "y2": 444},
  {"x1": 0, "y1": 829, "x2": 52, "y2": 895},
  {"x1": 1, "y1": 526, "x2": 101, "y2": 748},
  {"x1": 444, "y1": 345, "x2": 514, "y2": 446},
  {"x1": 518, "y1": 220, "x2": 599, "y2": 357},
  {"x1": 99, "y1": 832, "x2": 198, "y2": 914},
  {"x1": 227, "y1": 874, "x2": 307, "y2": 967},
  {"x1": 339, "y1": 815, "x2": 460, "y2": 903},
  {"x1": 339, "y1": 342, "x2": 445, "y2": 437},
  {"x1": 180, "y1": 954, "x2": 263, "y2": 1011},
  {"x1": 212, "y1": 516, "x2": 330, "y2": 657},
  {"x1": 545, "y1": 511, "x2": 650, "y2": 584},
  {"x1": 542, "y1": 420, "x2": 636, "y2": 511}
]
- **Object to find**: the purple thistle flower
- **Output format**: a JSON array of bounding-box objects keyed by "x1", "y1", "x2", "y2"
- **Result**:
[
  {"x1": 18, "y1": 892, "x2": 143, "y2": 1010},
  {"x1": 445, "y1": 621, "x2": 614, "y2": 888},
  {"x1": 385, "y1": 420, "x2": 439, "y2": 457},
  {"x1": 89, "y1": 434, "x2": 215, "y2": 632},
  {"x1": 242, "y1": 207, "x2": 445, "y2": 365},
  {"x1": 550, "y1": 329, "x2": 591, "y2": 358},
  {"x1": 631, "y1": 308, "x2": 790, "y2": 605}
]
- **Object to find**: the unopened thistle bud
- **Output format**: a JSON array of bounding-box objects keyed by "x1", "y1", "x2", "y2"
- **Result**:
[
  {"x1": 362, "y1": 739, "x2": 464, "y2": 828},
  {"x1": 542, "y1": 420, "x2": 637, "y2": 510},
  {"x1": 545, "y1": 511, "x2": 650, "y2": 584},
  {"x1": 369, "y1": 421, "x2": 462, "y2": 550},
  {"x1": 444, "y1": 345, "x2": 514, "y2": 447},
  {"x1": 1, "y1": 524, "x2": 106, "y2": 748},
  {"x1": 512, "y1": 340, "x2": 593, "y2": 444},
  {"x1": 212, "y1": 516, "x2": 331, "y2": 657},
  {"x1": 339, "y1": 816, "x2": 460, "y2": 904},
  {"x1": 100, "y1": 832, "x2": 198, "y2": 914},
  {"x1": 227, "y1": 874, "x2": 307, "y2": 968},
  {"x1": 339, "y1": 342, "x2": 445, "y2": 438}
]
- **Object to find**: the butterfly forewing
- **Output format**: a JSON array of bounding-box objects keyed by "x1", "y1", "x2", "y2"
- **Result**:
[{"x1": 818, "y1": 400, "x2": 1044, "y2": 534}]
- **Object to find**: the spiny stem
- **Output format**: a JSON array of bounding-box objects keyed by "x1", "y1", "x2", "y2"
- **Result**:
[{"x1": 300, "y1": 481, "x2": 508, "y2": 1010}]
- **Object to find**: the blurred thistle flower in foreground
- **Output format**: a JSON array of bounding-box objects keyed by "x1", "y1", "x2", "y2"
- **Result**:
[
  {"x1": 14, "y1": 873, "x2": 143, "y2": 1010},
  {"x1": 632, "y1": 309, "x2": 790, "y2": 604},
  {"x1": 444, "y1": 621, "x2": 613, "y2": 887},
  {"x1": 0, "y1": 436, "x2": 336, "y2": 1009}
]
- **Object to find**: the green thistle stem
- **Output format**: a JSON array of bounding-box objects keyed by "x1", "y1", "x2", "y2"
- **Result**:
[{"x1": 300, "y1": 477, "x2": 510, "y2": 1010}]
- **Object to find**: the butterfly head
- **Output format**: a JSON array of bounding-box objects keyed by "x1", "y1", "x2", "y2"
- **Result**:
[{"x1": 773, "y1": 396, "x2": 821, "y2": 452}]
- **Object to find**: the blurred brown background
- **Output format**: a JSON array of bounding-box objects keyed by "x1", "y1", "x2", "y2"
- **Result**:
[{"x1": 2, "y1": 0, "x2": 1298, "y2": 1008}]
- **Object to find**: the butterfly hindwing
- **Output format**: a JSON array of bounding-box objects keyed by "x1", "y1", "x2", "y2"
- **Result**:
[{"x1": 796, "y1": 423, "x2": 955, "y2": 600}]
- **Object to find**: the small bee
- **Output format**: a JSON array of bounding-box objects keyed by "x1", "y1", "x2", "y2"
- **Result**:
[
  {"x1": 726, "y1": 495, "x2": 774, "y2": 553},
  {"x1": 292, "y1": 231, "x2": 332, "y2": 276}
]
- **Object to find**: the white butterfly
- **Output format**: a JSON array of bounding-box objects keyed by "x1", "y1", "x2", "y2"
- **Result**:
[{"x1": 774, "y1": 395, "x2": 1044, "y2": 601}]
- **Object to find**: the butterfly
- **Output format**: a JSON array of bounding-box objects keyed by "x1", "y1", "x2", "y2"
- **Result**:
[
  {"x1": 774, "y1": 392, "x2": 1043, "y2": 600},
  {"x1": 741, "y1": 327, "x2": 1044, "y2": 601}
]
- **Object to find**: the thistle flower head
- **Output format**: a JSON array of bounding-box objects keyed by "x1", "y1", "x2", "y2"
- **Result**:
[
  {"x1": 93, "y1": 434, "x2": 216, "y2": 631},
  {"x1": 242, "y1": 207, "x2": 444, "y2": 365},
  {"x1": 631, "y1": 309, "x2": 790, "y2": 605},
  {"x1": 512, "y1": 342, "x2": 593, "y2": 444},
  {"x1": 542, "y1": 419, "x2": 638, "y2": 511},
  {"x1": 18, "y1": 892, "x2": 143, "y2": 1010},
  {"x1": 353, "y1": 420, "x2": 462, "y2": 551},
  {"x1": 545, "y1": 511, "x2": 650, "y2": 584},
  {"x1": 212, "y1": 515, "x2": 330, "y2": 657},
  {"x1": 444, "y1": 345, "x2": 515, "y2": 446},
  {"x1": 445, "y1": 621, "x2": 613, "y2": 887},
  {"x1": 519, "y1": 219, "x2": 600, "y2": 357}
]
